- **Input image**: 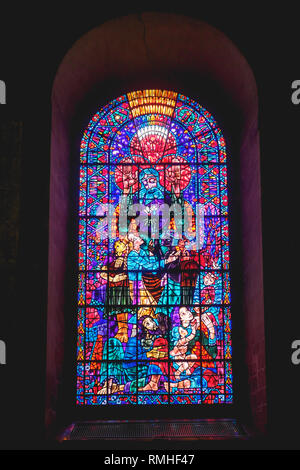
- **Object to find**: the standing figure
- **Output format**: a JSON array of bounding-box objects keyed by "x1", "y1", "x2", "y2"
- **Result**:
[
  {"x1": 155, "y1": 241, "x2": 181, "y2": 318},
  {"x1": 127, "y1": 233, "x2": 162, "y2": 318},
  {"x1": 193, "y1": 272, "x2": 217, "y2": 345},
  {"x1": 100, "y1": 240, "x2": 132, "y2": 343},
  {"x1": 177, "y1": 239, "x2": 199, "y2": 306}
]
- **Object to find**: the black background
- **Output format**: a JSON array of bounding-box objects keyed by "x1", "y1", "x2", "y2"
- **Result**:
[{"x1": 0, "y1": 2, "x2": 299, "y2": 451}]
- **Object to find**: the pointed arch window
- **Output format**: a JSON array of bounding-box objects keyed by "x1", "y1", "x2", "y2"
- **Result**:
[{"x1": 76, "y1": 89, "x2": 232, "y2": 406}]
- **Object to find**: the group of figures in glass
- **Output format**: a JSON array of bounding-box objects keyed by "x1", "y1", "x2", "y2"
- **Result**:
[{"x1": 77, "y1": 90, "x2": 232, "y2": 405}]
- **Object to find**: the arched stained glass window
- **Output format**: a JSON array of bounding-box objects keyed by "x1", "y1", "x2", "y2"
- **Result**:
[{"x1": 76, "y1": 89, "x2": 232, "y2": 406}]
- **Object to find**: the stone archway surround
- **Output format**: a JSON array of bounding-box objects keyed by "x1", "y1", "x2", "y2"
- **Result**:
[{"x1": 46, "y1": 12, "x2": 266, "y2": 435}]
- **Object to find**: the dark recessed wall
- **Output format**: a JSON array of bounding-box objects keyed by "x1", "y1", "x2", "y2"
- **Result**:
[{"x1": 46, "y1": 12, "x2": 266, "y2": 435}]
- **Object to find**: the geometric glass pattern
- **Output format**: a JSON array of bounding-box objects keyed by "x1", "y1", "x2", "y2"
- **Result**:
[{"x1": 76, "y1": 89, "x2": 233, "y2": 405}]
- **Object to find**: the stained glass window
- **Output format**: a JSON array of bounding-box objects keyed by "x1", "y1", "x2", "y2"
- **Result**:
[{"x1": 76, "y1": 90, "x2": 233, "y2": 406}]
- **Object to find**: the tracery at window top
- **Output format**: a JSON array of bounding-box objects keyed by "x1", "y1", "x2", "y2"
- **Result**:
[{"x1": 76, "y1": 89, "x2": 232, "y2": 405}]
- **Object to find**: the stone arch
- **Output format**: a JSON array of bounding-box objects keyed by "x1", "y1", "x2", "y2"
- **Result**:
[{"x1": 46, "y1": 12, "x2": 266, "y2": 435}]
